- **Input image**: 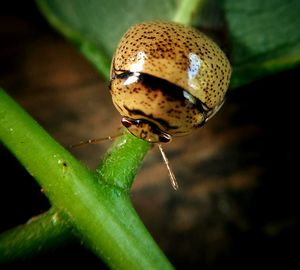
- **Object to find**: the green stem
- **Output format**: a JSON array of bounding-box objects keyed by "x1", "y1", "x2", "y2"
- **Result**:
[
  {"x1": 173, "y1": 0, "x2": 205, "y2": 25},
  {"x1": 0, "y1": 208, "x2": 73, "y2": 263},
  {"x1": 97, "y1": 132, "x2": 151, "y2": 190},
  {"x1": 0, "y1": 89, "x2": 173, "y2": 269}
]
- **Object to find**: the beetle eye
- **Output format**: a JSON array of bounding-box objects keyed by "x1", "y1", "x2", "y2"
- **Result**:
[
  {"x1": 121, "y1": 117, "x2": 132, "y2": 128},
  {"x1": 159, "y1": 134, "x2": 172, "y2": 143}
]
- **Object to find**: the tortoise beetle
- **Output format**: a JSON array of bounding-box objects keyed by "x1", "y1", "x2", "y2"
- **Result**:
[{"x1": 110, "y1": 21, "x2": 231, "y2": 144}]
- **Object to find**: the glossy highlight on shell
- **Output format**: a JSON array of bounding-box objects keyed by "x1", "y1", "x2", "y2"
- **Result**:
[{"x1": 110, "y1": 21, "x2": 231, "y2": 143}]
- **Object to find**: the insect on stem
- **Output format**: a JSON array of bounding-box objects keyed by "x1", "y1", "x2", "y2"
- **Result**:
[{"x1": 158, "y1": 144, "x2": 179, "y2": 190}]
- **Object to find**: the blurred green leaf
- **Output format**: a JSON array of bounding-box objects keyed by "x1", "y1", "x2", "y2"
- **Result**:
[
  {"x1": 37, "y1": 0, "x2": 181, "y2": 79},
  {"x1": 222, "y1": 0, "x2": 300, "y2": 87},
  {"x1": 37, "y1": 0, "x2": 300, "y2": 88}
]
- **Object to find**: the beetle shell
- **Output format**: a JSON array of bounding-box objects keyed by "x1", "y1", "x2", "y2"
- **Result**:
[{"x1": 110, "y1": 21, "x2": 231, "y2": 143}]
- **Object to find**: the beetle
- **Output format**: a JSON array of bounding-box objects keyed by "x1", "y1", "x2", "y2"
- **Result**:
[
  {"x1": 110, "y1": 21, "x2": 231, "y2": 145},
  {"x1": 109, "y1": 21, "x2": 231, "y2": 189}
]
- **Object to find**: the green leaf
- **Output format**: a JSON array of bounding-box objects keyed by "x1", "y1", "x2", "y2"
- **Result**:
[
  {"x1": 37, "y1": 0, "x2": 300, "y2": 88},
  {"x1": 222, "y1": 0, "x2": 300, "y2": 87},
  {"x1": 35, "y1": 0, "x2": 204, "y2": 79}
]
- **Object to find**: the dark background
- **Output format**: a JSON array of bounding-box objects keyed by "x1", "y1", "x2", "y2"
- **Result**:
[{"x1": 1, "y1": 1, "x2": 299, "y2": 269}]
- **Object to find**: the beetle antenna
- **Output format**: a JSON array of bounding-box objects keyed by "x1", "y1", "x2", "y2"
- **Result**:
[
  {"x1": 158, "y1": 144, "x2": 179, "y2": 190},
  {"x1": 70, "y1": 134, "x2": 120, "y2": 148}
]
